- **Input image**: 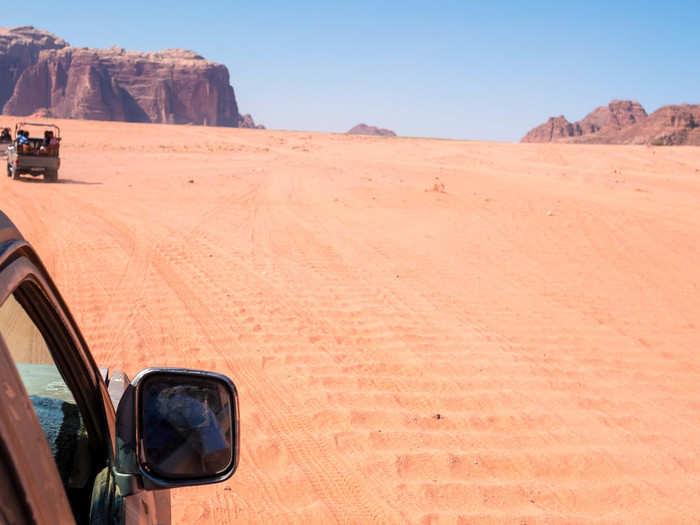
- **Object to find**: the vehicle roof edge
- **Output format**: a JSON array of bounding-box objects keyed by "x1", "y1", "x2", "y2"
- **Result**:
[{"x1": 0, "y1": 209, "x2": 24, "y2": 246}]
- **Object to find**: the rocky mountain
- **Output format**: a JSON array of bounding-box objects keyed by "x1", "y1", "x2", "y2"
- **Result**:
[
  {"x1": 577, "y1": 100, "x2": 647, "y2": 135},
  {"x1": 0, "y1": 26, "x2": 262, "y2": 128},
  {"x1": 346, "y1": 123, "x2": 396, "y2": 137},
  {"x1": 520, "y1": 115, "x2": 582, "y2": 143},
  {"x1": 522, "y1": 100, "x2": 700, "y2": 145}
]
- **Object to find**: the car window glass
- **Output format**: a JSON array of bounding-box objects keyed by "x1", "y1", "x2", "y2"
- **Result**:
[{"x1": 0, "y1": 292, "x2": 88, "y2": 492}]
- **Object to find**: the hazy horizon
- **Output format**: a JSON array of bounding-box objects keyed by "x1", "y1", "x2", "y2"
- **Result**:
[{"x1": 4, "y1": 1, "x2": 699, "y2": 141}]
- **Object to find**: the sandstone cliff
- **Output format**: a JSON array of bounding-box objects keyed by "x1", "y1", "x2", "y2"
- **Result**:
[
  {"x1": 0, "y1": 26, "x2": 261, "y2": 128},
  {"x1": 520, "y1": 115, "x2": 582, "y2": 143},
  {"x1": 346, "y1": 123, "x2": 396, "y2": 136},
  {"x1": 522, "y1": 100, "x2": 699, "y2": 145}
]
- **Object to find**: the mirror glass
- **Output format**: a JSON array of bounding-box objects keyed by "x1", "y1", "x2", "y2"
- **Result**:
[{"x1": 140, "y1": 372, "x2": 234, "y2": 479}]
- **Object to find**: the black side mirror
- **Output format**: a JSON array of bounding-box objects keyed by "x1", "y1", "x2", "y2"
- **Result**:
[
  {"x1": 137, "y1": 369, "x2": 238, "y2": 484},
  {"x1": 114, "y1": 368, "x2": 239, "y2": 492}
]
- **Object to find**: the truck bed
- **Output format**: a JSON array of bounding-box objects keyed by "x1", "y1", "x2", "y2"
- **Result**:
[{"x1": 9, "y1": 147, "x2": 59, "y2": 169}]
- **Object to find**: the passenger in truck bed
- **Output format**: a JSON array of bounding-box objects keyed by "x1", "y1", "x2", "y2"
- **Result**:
[
  {"x1": 43, "y1": 130, "x2": 54, "y2": 147},
  {"x1": 17, "y1": 130, "x2": 30, "y2": 146},
  {"x1": 40, "y1": 130, "x2": 60, "y2": 155}
]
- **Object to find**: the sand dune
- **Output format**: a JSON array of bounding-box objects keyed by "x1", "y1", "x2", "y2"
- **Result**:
[{"x1": 1, "y1": 118, "x2": 699, "y2": 524}]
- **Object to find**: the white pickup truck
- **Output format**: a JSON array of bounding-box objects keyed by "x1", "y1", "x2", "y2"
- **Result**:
[
  {"x1": 0, "y1": 127, "x2": 10, "y2": 157},
  {"x1": 6, "y1": 122, "x2": 61, "y2": 181}
]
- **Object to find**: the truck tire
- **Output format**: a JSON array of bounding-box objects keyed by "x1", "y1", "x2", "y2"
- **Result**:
[
  {"x1": 11, "y1": 165, "x2": 19, "y2": 180},
  {"x1": 45, "y1": 169, "x2": 58, "y2": 182},
  {"x1": 6, "y1": 162, "x2": 10, "y2": 177}
]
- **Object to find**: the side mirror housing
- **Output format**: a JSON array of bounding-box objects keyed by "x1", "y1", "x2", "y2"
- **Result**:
[{"x1": 114, "y1": 368, "x2": 239, "y2": 493}]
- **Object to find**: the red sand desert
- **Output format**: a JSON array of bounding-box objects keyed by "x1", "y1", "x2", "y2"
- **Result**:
[{"x1": 1, "y1": 118, "x2": 699, "y2": 524}]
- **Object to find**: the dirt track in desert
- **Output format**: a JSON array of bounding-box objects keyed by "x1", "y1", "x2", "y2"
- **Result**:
[{"x1": 1, "y1": 119, "x2": 699, "y2": 524}]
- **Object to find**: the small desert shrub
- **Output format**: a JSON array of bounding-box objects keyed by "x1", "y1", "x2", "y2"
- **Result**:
[{"x1": 425, "y1": 177, "x2": 446, "y2": 193}]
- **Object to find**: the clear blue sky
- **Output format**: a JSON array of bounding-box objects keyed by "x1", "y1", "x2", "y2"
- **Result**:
[{"x1": 5, "y1": 1, "x2": 699, "y2": 141}]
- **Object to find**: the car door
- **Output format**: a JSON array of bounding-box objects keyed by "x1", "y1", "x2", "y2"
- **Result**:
[
  {"x1": 0, "y1": 314, "x2": 76, "y2": 524},
  {"x1": 0, "y1": 252, "x2": 115, "y2": 524},
  {"x1": 0, "y1": 440, "x2": 32, "y2": 525}
]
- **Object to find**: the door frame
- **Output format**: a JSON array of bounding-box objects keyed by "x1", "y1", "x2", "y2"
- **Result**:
[
  {"x1": 0, "y1": 253, "x2": 114, "y2": 523},
  {"x1": 0, "y1": 324, "x2": 76, "y2": 524},
  {"x1": 0, "y1": 248, "x2": 115, "y2": 457}
]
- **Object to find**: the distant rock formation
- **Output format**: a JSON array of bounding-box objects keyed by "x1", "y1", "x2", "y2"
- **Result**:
[
  {"x1": 522, "y1": 100, "x2": 700, "y2": 145},
  {"x1": 346, "y1": 123, "x2": 396, "y2": 137},
  {"x1": 521, "y1": 115, "x2": 582, "y2": 143},
  {"x1": 577, "y1": 100, "x2": 647, "y2": 134},
  {"x1": 0, "y1": 26, "x2": 262, "y2": 128},
  {"x1": 238, "y1": 113, "x2": 265, "y2": 129}
]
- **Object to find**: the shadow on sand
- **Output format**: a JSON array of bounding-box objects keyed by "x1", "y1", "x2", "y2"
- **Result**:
[{"x1": 16, "y1": 176, "x2": 102, "y2": 185}]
